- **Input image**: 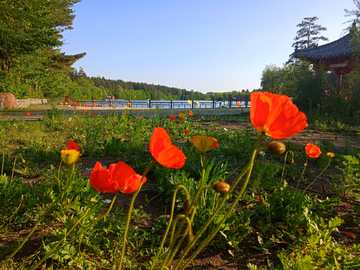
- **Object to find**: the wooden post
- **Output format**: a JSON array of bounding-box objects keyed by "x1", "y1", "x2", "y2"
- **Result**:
[
  {"x1": 65, "y1": 95, "x2": 69, "y2": 104},
  {"x1": 92, "y1": 100, "x2": 95, "y2": 107},
  {"x1": 109, "y1": 100, "x2": 112, "y2": 107},
  {"x1": 77, "y1": 100, "x2": 81, "y2": 106},
  {"x1": 149, "y1": 100, "x2": 151, "y2": 108},
  {"x1": 170, "y1": 100, "x2": 173, "y2": 109}
]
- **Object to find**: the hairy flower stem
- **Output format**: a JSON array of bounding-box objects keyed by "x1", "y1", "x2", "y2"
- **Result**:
[
  {"x1": 172, "y1": 133, "x2": 264, "y2": 270},
  {"x1": 29, "y1": 209, "x2": 90, "y2": 270},
  {"x1": 6, "y1": 155, "x2": 17, "y2": 197},
  {"x1": 303, "y1": 159, "x2": 332, "y2": 193},
  {"x1": 0, "y1": 164, "x2": 75, "y2": 268},
  {"x1": 280, "y1": 150, "x2": 294, "y2": 186},
  {"x1": 117, "y1": 158, "x2": 156, "y2": 270},
  {"x1": 161, "y1": 216, "x2": 191, "y2": 269},
  {"x1": 150, "y1": 185, "x2": 190, "y2": 270},
  {"x1": 296, "y1": 157, "x2": 308, "y2": 190}
]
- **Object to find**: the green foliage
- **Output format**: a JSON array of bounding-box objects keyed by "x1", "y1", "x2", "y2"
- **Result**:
[{"x1": 333, "y1": 154, "x2": 360, "y2": 198}]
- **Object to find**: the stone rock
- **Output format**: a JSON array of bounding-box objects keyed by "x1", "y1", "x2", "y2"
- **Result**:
[{"x1": 0, "y1": 93, "x2": 16, "y2": 109}]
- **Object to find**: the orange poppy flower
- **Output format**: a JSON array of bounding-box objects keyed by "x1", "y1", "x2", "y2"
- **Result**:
[
  {"x1": 178, "y1": 113, "x2": 186, "y2": 119},
  {"x1": 183, "y1": 129, "x2": 190, "y2": 134},
  {"x1": 191, "y1": 135, "x2": 219, "y2": 153},
  {"x1": 90, "y1": 161, "x2": 146, "y2": 193},
  {"x1": 236, "y1": 102, "x2": 242, "y2": 107},
  {"x1": 250, "y1": 91, "x2": 308, "y2": 139},
  {"x1": 149, "y1": 127, "x2": 186, "y2": 169},
  {"x1": 189, "y1": 111, "x2": 193, "y2": 116},
  {"x1": 344, "y1": 232, "x2": 357, "y2": 238},
  {"x1": 305, "y1": 143, "x2": 322, "y2": 158},
  {"x1": 27, "y1": 112, "x2": 31, "y2": 116}
]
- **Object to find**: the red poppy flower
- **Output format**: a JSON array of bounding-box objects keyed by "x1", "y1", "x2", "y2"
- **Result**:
[
  {"x1": 91, "y1": 113, "x2": 95, "y2": 116},
  {"x1": 149, "y1": 127, "x2": 186, "y2": 169},
  {"x1": 250, "y1": 91, "x2": 308, "y2": 139},
  {"x1": 183, "y1": 129, "x2": 190, "y2": 134},
  {"x1": 67, "y1": 139, "x2": 79, "y2": 150},
  {"x1": 85, "y1": 104, "x2": 88, "y2": 107},
  {"x1": 189, "y1": 111, "x2": 193, "y2": 116},
  {"x1": 305, "y1": 143, "x2": 322, "y2": 158},
  {"x1": 27, "y1": 112, "x2": 31, "y2": 116},
  {"x1": 90, "y1": 161, "x2": 146, "y2": 193},
  {"x1": 74, "y1": 106, "x2": 77, "y2": 109},
  {"x1": 344, "y1": 232, "x2": 357, "y2": 238},
  {"x1": 84, "y1": 110, "x2": 87, "y2": 113},
  {"x1": 169, "y1": 115, "x2": 176, "y2": 121},
  {"x1": 255, "y1": 196, "x2": 260, "y2": 201}
]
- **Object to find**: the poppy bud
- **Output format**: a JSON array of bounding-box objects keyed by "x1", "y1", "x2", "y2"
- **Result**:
[
  {"x1": 288, "y1": 158, "x2": 294, "y2": 164},
  {"x1": 181, "y1": 233, "x2": 195, "y2": 250},
  {"x1": 267, "y1": 141, "x2": 286, "y2": 155},
  {"x1": 183, "y1": 198, "x2": 193, "y2": 214},
  {"x1": 213, "y1": 181, "x2": 230, "y2": 195}
]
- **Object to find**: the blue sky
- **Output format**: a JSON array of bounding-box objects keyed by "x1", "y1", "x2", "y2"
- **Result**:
[{"x1": 62, "y1": 0, "x2": 356, "y2": 94}]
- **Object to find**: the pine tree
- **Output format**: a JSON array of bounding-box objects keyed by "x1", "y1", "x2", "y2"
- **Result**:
[{"x1": 292, "y1": 17, "x2": 329, "y2": 49}]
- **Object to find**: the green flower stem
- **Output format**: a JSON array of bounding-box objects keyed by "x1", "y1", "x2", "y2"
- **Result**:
[
  {"x1": 175, "y1": 144, "x2": 259, "y2": 270},
  {"x1": 172, "y1": 133, "x2": 264, "y2": 270},
  {"x1": 150, "y1": 185, "x2": 190, "y2": 270},
  {"x1": 303, "y1": 158, "x2": 332, "y2": 193},
  {"x1": 117, "y1": 158, "x2": 156, "y2": 270},
  {"x1": 280, "y1": 150, "x2": 294, "y2": 186},
  {"x1": 6, "y1": 154, "x2": 17, "y2": 197},
  {"x1": 0, "y1": 164, "x2": 74, "y2": 268},
  {"x1": 160, "y1": 216, "x2": 191, "y2": 269},
  {"x1": 167, "y1": 185, "x2": 214, "y2": 260},
  {"x1": 0, "y1": 195, "x2": 23, "y2": 230},
  {"x1": 296, "y1": 157, "x2": 308, "y2": 190},
  {"x1": 29, "y1": 208, "x2": 90, "y2": 270}
]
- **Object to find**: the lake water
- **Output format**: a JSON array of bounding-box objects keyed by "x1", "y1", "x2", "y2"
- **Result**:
[{"x1": 83, "y1": 100, "x2": 251, "y2": 109}]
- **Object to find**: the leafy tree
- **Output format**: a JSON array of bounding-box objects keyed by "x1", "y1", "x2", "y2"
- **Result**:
[
  {"x1": 0, "y1": 0, "x2": 81, "y2": 71},
  {"x1": 292, "y1": 17, "x2": 328, "y2": 49},
  {"x1": 260, "y1": 64, "x2": 284, "y2": 94}
]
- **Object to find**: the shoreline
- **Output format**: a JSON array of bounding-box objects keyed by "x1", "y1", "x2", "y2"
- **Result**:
[{"x1": 0, "y1": 104, "x2": 249, "y2": 121}]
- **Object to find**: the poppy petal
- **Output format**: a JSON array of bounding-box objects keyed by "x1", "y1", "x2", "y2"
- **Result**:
[{"x1": 112, "y1": 162, "x2": 147, "y2": 194}]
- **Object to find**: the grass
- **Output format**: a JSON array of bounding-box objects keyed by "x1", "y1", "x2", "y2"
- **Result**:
[{"x1": 0, "y1": 107, "x2": 360, "y2": 269}]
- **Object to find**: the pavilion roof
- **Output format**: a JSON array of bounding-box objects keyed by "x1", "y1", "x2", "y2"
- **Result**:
[{"x1": 292, "y1": 33, "x2": 357, "y2": 60}]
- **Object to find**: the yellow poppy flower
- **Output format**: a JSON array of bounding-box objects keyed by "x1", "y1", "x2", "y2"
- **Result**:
[
  {"x1": 60, "y1": 149, "x2": 81, "y2": 166},
  {"x1": 327, "y1": 152, "x2": 335, "y2": 158},
  {"x1": 191, "y1": 135, "x2": 218, "y2": 153},
  {"x1": 187, "y1": 100, "x2": 192, "y2": 105},
  {"x1": 196, "y1": 101, "x2": 200, "y2": 106}
]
